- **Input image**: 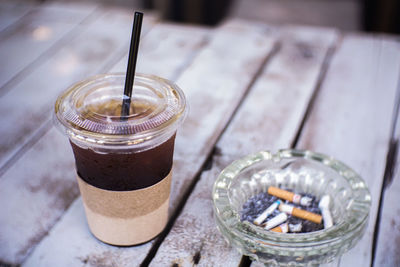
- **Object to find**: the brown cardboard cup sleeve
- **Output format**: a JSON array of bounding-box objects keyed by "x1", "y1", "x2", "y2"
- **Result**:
[{"x1": 77, "y1": 171, "x2": 172, "y2": 246}]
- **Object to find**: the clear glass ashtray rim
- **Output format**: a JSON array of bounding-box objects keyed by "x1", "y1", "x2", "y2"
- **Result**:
[{"x1": 212, "y1": 149, "x2": 371, "y2": 250}]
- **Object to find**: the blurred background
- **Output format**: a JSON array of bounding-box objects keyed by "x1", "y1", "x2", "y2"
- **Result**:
[{"x1": 14, "y1": 0, "x2": 400, "y2": 33}]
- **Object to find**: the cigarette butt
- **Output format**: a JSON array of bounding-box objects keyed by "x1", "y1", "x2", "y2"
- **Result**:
[
  {"x1": 271, "y1": 223, "x2": 289, "y2": 233},
  {"x1": 319, "y1": 195, "x2": 333, "y2": 229},
  {"x1": 268, "y1": 186, "x2": 295, "y2": 202},
  {"x1": 254, "y1": 200, "x2": 281, "y2": 225},
  {"x1": 267, "y1": 186, "x2": 311, "y2": 206},
  {"x1": 279, "y1": 203, "x2": 322, "y2": 224},
  {"x1": 264, "y1": 213, "x2": 288, "y2": 230}
]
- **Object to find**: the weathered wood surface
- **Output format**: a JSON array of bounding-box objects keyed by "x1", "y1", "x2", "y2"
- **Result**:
[
  {"x1": 22, "y1": 20, "x2": 277, "y2": 267},
  {"x1": 0, "y1": 1, "x2": 32, "y2": 33},
  {"x1": 0, "y1": 2, "x2": 98, "y2": 93},
  {"x1": 0, "y1": 8, "x2": 155, "y2": 175},
  {"x1": 374, "y1": 94, "x2": 400, "y2": 267},
  {"x1": 0, "y1": 16, "x2": 211, "y2": 266},
  {"x1": 1, "y1": 2, "x2": 400, "y2": 267},
  {"x1": 296, "y1": 35, "x2": 400, "y2": 266},
  {"x1": 0, "y1": 8, "x2": 157, "y2": 265},
  {"x1": 110, "y1": 22, "x2": 211, "y2": 80},
  {"x1": 375, "y1": 156, "x2": 400, "y2": 266},
  {"x1": 150, "y1": 25, "x2": 338, "y2": 266},
  {"x1": 217, "y1": 24, "x2": 338, "y2": 156},
  {"x1": 3, "y1": 21, "x2": 209, "y2": 266}
]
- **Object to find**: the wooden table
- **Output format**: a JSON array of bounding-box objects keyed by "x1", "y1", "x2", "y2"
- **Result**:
[{"x1": 1, "y1": 1, "x2": 399, "y2": 267}]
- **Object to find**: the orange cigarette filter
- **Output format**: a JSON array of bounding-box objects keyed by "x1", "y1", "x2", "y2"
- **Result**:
[
  {"x1": 268, "y1": 186, "x2": 295, "y2": 202},
  {"x1": 270, "y1": 223, "x2": 289, "y2": 233},
  {"x1": 268, "y1": 186, "x2": 312, "y2": 206},
  {"x1": 279, "y1": 204, "x2": 322, "y2": 224}
]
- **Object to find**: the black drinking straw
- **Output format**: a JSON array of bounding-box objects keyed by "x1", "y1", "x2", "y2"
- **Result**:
[{"x1": 121, "y1": 11, "x2": 143, "y2": 118}]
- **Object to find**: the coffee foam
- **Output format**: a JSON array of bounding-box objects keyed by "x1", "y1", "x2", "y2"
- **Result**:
[{"x1": 77, "y1": 171, "x2": 171, "y2": 245}]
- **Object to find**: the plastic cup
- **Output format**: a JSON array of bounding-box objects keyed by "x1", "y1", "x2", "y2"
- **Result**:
[{"x1": 54, "y1": 73, "x2": 187, "y2": 245}]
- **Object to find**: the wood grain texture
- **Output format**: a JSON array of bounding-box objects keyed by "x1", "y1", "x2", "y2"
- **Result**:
[
  {"x1": 152, "y1": 155, "x2": 243, "y2": 267},
  {"x1": 174, "y1": 20, "x2": 276, "y2": 159},
  {"x1": 1, "y1": 17, "x2": 212, "y2": 267},
  {"x1": 0, "y1": 1, "x2": 98, "y2": 92},
  {"x1": 11, "y1": 17, "x2": 209, "y2": 267},
  {"x1": 296, "y1": 35, "x2": 400, "y2": 266},
  {"x1": 23, "y1": 198, "x2": 155, "y2": 267},
  {"x1": 0, "y1": 23, "x2": 210, "y2": 264},
  {"x1": 0, "y1": 8, "x2": 155, "y2": 175},
  {"x1": 0, "y1": 7, "x2": 156, "y2": 265},
  {"x1": 22, "y1": 19, "x2": 277, "y2": 267},
  {"x1": 151, "y1": 25, "x2": 338, "y2": 266},
  {"x1": 218, "y1": 25, "x2": 338, "y2": 156},
  {"x1": 374, "y1": 87, "x2": 400, "y2": 267},
  {"x1": 0, "y1": 128, "x2": 76, "y2": 264},
  {"x1": 110, "y1": 22, "x2": 211, "y2": 81},
  {"x1": 170, "y1": 19, "x2": 277, "y2": 206},
  {"x1": 0, "y1": 1, "x2": 32, "y2": 33},
  {"x1": 374, "y1": 159, "x2": 400, "y2": 267}
]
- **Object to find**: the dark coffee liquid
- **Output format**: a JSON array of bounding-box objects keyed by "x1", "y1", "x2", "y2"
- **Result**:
[{"x1": 70, "y1": 135, "x2": 176, "y2": 191}]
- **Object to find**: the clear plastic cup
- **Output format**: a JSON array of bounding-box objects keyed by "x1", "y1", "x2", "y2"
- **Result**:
[{"x1": 55, "y1": 73, "x2": 187, "y2": 245}]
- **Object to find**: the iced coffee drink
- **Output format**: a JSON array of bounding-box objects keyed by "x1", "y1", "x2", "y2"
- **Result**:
[{"x1": 55, "y1": 73, "x2": 187, "y2": 245}]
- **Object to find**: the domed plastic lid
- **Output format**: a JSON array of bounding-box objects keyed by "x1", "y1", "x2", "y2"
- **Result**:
[{"x1": 55, "y1": 73, "x2": 187, "y2": 148}]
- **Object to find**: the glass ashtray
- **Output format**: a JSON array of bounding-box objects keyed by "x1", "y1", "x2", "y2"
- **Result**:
[{"x1": 212, "y1": 149, "x2": 371, "y2": 266}]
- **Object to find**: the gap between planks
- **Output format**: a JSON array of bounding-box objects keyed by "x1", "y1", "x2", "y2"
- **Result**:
[
  {"x1": 296, "y1": 35, "x2": 400, "y2": 267},
  {"x1": 21, "y1": 20, "x2": 277, "y2": 267},
  {"x1": 148, "y1": 25, "x2": 339, "y2": 266},
  {"x1": 372, "y1": 68, "x2": 400, "y2": 267},
  {"x1": 0, "y1": 3, "x2": 101, "y2": 97},
  {"x1": 290, "y1": 35, "x2": 342, "y2": 148},
  {"x1": 2, "y1": 20, "x2": 210, "y2": 266},
  {"x1": 0, "y1": 1, "x2": 33, "y2": 34},
  {"x1": 243, "y1": 28, "x2": 342, "y2": 267},
  {"x1": 0, "y1": 7, "x2": 157, "y2": 178},
  {"x1": 141, "y1": 34, "x2": 280, "y2": 267},
  {"x1": 0, "y1": 8, "x2": 159, "y2": 265}
]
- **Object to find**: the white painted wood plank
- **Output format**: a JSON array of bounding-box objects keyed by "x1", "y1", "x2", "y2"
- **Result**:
[
  {"x1": 297, "y1": 35, "x2": 400, "y2": 266},
  {"x1": 218, "y1": 24, "x2": 338, "y2": 156},
  {"x1": 0, "y1": 9, "x2": 157, "y2": 265},
  {"x1": 28, "y1": 1, "x2": 100, "y2": 24},
  {"x1": 0, "y1": 2, "x2": 32, "y2": 33},
  {"x1": 151, "y1": 25, "x2": 338, "y2": 266},
  {"x1": 374, "y1": 158, "x2": 400, "y2": 266},
  {"x1": 22, "y1": 198, "x2": 155, "y2": 267},
  {"x1": 155, "y1": 156, "x2": 244, "y2": 267},
  {"x1": 1, "y1": 22, "x2": 209, "y2": 266},
  {"x1": 0, "y1": 128, "x2": 77, "y2": 264},
  {"x1": 110, "y1": 23, "x2": 210, "y2": 80},
  {"x1": 19, "y1": 153, "x2": 196, "y2": 267},
  {"x1": 171, "y1": 20, "x2": 278, "y2": 205},
  {"x1": 174, "y1": 20, "x2": 275, "y2": 159},
  {"x1": 0, "y1": 9, "x2": 155, "y2": 174},
  {"x1": 23, "y1": 20, "x2": 277, "y2": 267},
  {"x1": 0, "y1": 2, "x2": 98, "y2": 91},
  {"x1": 374, "y1": 88, "x2": 400, "y2": 266}
]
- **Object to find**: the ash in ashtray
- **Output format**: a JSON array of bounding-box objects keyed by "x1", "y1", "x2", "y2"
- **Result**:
[{"x1": 241, "y1": 187, "x2": 333, "y2": 233}]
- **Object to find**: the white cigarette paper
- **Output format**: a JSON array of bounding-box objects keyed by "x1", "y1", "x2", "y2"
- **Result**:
[
  {"x1": 264, "y1": 213, "x2": 288, "y2": 230},
  {"x1": 318, "y1": 195, "x2": 333, "y2": 229},
  {"x1": 299, "y1": 196, "x2": 312, "y2": 206},
  {"x1": 254, "y1": 200, "x2": 281, "y2": 225},
  {"x1": 289, "y1": 223, "x2": 302, "y2": 233}
]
